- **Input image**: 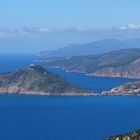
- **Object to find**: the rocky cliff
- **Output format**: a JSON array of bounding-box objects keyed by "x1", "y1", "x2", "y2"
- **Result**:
[{"x1": 89, "y1": 58, "x2": 140, "y2": 78}]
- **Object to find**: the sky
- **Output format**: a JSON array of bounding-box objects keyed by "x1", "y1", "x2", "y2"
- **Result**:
[
  {"x1": 0, "y1": 0, "x2": 140, "y2": 53},
  {"x1": 0, "y1": 0, "x2": 140, "y2": 29}
]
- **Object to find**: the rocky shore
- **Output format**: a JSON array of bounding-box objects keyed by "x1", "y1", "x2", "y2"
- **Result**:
[{"x1": 106, "y1": 129, "x2": 140, "y2": 140}]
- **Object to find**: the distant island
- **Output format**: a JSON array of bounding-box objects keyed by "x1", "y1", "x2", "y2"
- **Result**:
[
  {"x1": 39, "y1": 48, "x2": 140, "y2": 79},
  {"x1": 0, "y1": 65, "x2": 89, "y2": 95},
  {"x1": 106, "y1": 129, "x2": 140, "y2": 140}
]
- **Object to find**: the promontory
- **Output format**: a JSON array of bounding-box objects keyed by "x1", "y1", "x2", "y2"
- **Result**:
[{"x1": 0, "y1": 65, "x2": 89, "y2": 95}]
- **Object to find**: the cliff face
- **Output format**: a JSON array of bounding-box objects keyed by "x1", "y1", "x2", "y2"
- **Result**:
[
  {"x1": 89, "y1": 58, "x2": 140, "y2": 78},
  {"x1": 106, "y1": 129, "x2": 140, "y2": 140},
  {"x1": 40, "y1": 48, "x2": 140, "y2": 79},
  {"x1": 0, "y1": 65, "x2": 88, "y2": 95}
]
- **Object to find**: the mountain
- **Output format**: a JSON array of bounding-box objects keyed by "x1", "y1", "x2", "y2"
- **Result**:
[
  {"x1": 40, "y1": 48, "x2": 140, "y2": 79},
  {"x1": 0, "y1": 65, "x2": 88, "y2": 95},
  {"x1": 39, "y1": 38, "x2": 140, "y2": 57},
  {"x1": 106, "y1": 129, "x2": 140, "y2": 140}
]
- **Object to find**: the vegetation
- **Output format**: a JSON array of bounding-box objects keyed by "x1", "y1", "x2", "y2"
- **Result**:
[
  {"x1": 0, "y1": 65, "x2": 88, "y2": 95},
  {"x1": 40, "y1": 48, "x2": 140, "y2": 78}
]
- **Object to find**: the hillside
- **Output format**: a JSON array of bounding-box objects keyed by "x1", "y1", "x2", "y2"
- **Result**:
[
  {"x1": 0, "y1": 65, "x2": 88, "y2": 95},
  {"x1": 39, "y1": 48, "x2": 140, "y2": 79},
  {"x1": 105, "y1": 81, "x2": 140, "y2": 95},
  {"x1": 106, "y1": 129, "x2": 140, "y2": 140}
]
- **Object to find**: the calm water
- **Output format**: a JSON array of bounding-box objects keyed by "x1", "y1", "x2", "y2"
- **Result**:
[
  {"x1": 47, "y1": 67, "x2": 137, "y2": 93},
  {"x1": 0, "y1": 54, "x2": 36, "y2": 73},
  {"x1": 0, "y1": 95, "x2": 140, "y2": 140},
  {"x1": 0, "y1": 54, "x2": 140, "y2": 140}
]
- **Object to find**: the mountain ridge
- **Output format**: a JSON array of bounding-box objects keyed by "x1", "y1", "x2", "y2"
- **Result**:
[
  {"x1": 39, "y1": 38, "x2": 140, "y2": 57},
  {"x1": 39, "y1": 48, "x2": 140, "y2": 79}
]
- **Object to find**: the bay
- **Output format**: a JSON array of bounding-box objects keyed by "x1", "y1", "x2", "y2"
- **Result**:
[{"x1": 0, "y1": 54, "x2": 139, "y2": 140}]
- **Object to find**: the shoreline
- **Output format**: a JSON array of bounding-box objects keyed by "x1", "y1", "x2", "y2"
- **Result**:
[
  {"x1": 47, "y1": 66, "x2": 140, "y2": 79},
  {"x1": 0, "y1": 91, "x2": 140, "y2": 96}
]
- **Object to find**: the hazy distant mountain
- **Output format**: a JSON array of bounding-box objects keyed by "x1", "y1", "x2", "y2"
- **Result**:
[
  {"x1": 39, "y1": 38, "x2": 140, "y2": 57},
  {"x1": 41, "y1": 48, "x2": 140, "y2": 79},
  {"x1": 0, "y1": 65, "x2": 88, "y2": 95},
  {"x1": 1, "y1": 26, "x2": 140, "y2": 53}
]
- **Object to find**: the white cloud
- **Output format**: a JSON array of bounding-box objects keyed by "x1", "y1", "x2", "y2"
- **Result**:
[
  {"x1": 127, "y1": 23, "x2": 140, "y2": 30},
  {"x1": 120, "y1": 26, "x2": 127, "y2": 30},
  {"x1": 75, "y1": 27, "x2": 89, "y2": 32},
  {"x1": 120, "y1": 23, "x2": 140, "y2": 30},
  {"x1": 0, "y1": 27, "x2": 51, "y2": 34},
  {"x1": 39, "y1": 27, "x2": 51, "y2": 33}
]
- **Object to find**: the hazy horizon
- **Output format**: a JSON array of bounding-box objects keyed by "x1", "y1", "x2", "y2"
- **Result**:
[{"x1": 1, "y1": 0, "x2": 140, "y2": 53}]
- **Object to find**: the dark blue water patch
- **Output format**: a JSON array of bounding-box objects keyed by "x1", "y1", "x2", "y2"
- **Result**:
[
  {"x1": 47, "y1": 67, "x2": 138, "y2": 93},
  {"x1": 0, "y1": 54, "x2": 36, "y2": 73},
  {"x1": 0, "y1": 95, "x2": 140, "y2": 140}
]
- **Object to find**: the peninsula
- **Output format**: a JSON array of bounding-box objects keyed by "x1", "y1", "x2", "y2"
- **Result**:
[
  {"x1": 0, "y1": 65, "x2": 89, "y2": 95},
  {"x1": 40, "y1": 48, "x2": 140, "y2": 79}
]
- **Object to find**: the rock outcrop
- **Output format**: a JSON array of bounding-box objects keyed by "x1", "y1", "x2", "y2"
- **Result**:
[
  {"x1": 106, "y1": 129, "x2": 140, "y2": 140},
  {"x1": 104, "y1": 81, "x2": 140, "y2": 95}
]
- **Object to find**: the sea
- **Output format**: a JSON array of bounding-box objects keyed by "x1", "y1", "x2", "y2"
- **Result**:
[{"x1": 0, "y1": 54, "x2": 140, "y2": 140}]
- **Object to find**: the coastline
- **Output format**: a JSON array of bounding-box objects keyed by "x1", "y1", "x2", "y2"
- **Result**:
[
  {"x1": 48, "y1": 66, "x2": 140, "y2": 79},
  {"x1": 0, "y1": 90, "x2": 140, "y2": 96},
  {"x1": 46, "y1": 66, "x2": 140, "y2": 84}
]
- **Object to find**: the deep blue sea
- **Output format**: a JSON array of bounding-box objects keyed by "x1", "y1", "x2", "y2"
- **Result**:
[
  {"x1": 0, "y1": 54, "x2": 140, "y2": 140},
  {"x1": 47, "y1": 67, "x2": 137, "y2": 93},
  {"x1": 0, "y1": 54, "x2": 36, "y2": 73}
]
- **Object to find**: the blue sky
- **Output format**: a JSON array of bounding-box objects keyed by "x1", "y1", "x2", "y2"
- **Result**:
[
  {"x1": 0, "y1": 0, "x2": 140, "y2": 53},
  {"x1": 0, "y1": 0, "x2": 140, "y2": 29}
]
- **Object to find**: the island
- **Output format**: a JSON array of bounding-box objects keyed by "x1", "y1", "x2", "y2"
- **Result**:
[
  {"x1": 106, "y1": 129, "x2": 140, "y2": 140},
  {"x1": 0, "y1": 65, "x2": 89, "y2": 95}
]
